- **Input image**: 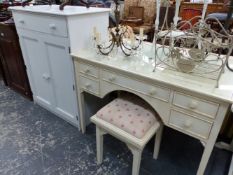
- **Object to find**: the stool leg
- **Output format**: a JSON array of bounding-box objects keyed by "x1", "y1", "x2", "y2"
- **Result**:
[
  {"x1": 153, "y1": 124, "x2": 164, "y2": 160},
  {"x1": 96, "y1": 126, "x2": 103, "y2": 164},
  {"x1": 127, "y1": 144, "x2": 142, "y2": 175},
  {"x1": 132, "y1": 149, "x2": 142, "y2": 175}
]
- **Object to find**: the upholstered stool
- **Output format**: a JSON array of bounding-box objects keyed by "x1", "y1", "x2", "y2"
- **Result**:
[{"x1": 91, "y1": 95, "x2": 163, "y2": 175}]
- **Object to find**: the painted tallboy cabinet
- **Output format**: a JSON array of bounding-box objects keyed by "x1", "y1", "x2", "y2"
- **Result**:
[{"x1": 9, "y1": 5, "x2": 109, "y2": 128}]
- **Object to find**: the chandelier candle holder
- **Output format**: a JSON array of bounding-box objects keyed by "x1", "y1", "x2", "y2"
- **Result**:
[{"x1": 93, "y1": 0, "x2": 144, "y2": 56}]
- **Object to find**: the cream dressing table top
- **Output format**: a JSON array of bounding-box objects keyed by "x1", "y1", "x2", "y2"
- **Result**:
[{"x1": 71, "y1": 42, "x2": 233, "y2": 104}]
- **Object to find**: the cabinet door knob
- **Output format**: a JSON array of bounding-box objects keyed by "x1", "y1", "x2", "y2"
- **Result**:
[
  {"x1": 183, "y1": 120, "x2": 192, "y2": 128},
  {"x1": 109, "y1": 76, "x2": 116, "y2": 82},
  {"x1": 149, "y1": 88, "x2": 157, "y2": 95},
  {"x1": 19, "y1": 19, "x2": 25, "y2": 24},
  {"x1": 189, "y1": 100, "x2": 198, "y2": 109},
  {"x1": 49, "y1": 24, "x2": 56, "y2": 30},
  {"x1": 85, "y1": 83, "x2": 91, "y2": 89},
  {"x1": 42, "y1": 74, "x2": 50, "y2": 80},
  {"x1": 84, "y1": 69, "x2": 90, "y2": 73},
  {"x1": 0, "y1": 33, "x2": 4, "y2": 37}
]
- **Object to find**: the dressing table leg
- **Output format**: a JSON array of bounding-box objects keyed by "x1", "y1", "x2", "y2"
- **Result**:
[
  {"x1": 197, "y1": 140, "x2": 215, "y2": 175},
  {"x1": 197, "y1": 105, "x2": 228, "y2": 175},
  {"x1": 78, "y1": 92, "x2": 86, "y2": 133}
]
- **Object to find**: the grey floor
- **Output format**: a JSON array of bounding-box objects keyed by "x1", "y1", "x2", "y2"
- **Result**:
[{"x1": 0, "y1": 80, "x2": 231, "y2": 175}]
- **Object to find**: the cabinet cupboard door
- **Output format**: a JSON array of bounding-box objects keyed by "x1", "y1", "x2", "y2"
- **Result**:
[
  {"x1": 41, "y1": 35, "x2": 78, "y2": 125},
  {"x1": 18, "y1": 31, "x2": 54, "y2": 110},
  {"x1": 18, "y1": 29, "x2": 78, "y2": 126}
]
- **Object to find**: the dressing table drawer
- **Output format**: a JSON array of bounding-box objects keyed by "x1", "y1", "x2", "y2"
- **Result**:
[
  {"x1": 169, "y1": 110, "x2": 213, "y2": 140},
  {"x1": 101, "y1": 70, "x2": 170, "y2": 102},
  {"x1": 172, "y1": 92, "x2": 219, "y2": 119},
  {"x1": 78, "y1": 63, "x2": 99, "y2": 79},
  {"x1": 79, "y1": 76, "x2": 99, "y2": 95},
  {"x1": 14, "y1": 12, "x2": 68, "y2": 37}
]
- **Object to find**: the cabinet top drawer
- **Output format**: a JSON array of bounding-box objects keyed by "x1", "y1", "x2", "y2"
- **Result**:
[
  {"x1": 13, "y1": 12, "x2": 68, "y2": 37},
  {"x1": 101, "y1": 70, "x2": 171, "y2": 102},
  {"x1": 172, "y1": 92, "x2": 219, "y2": 119}
]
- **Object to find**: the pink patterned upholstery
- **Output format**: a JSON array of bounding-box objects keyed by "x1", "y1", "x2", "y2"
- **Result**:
[{"x1": 96, "y1": 95, "x2": 159, "y2": 139}]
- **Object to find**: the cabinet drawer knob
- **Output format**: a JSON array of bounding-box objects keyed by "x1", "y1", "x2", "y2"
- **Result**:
[
  {"x1": 84, "y1": 69, "x2": 90, "y2": 73},
  {"x1": 42, "y1": 74, "x2": 50, "y2": 80},
  {"x1": 108, "y1": 76, "x2": 116, "y2": 82},
  {"x1": 49, "y1": 24, "x2": 57, "y2": 30},
  {"x1": 183, "y1": 120, "x2": 192, "y2": 128},
  {"x1": 149, "y1": 88, "x2": 157, "y2": 95},
  {"x1": 85, "y1": 83, "x2": 91, "y2": 89},
  {"x1": 0, "y1": 33, "x2": 4, "y2": 37},
  {"x1": 189, "y1": 100, "x2": 198, "y2": 109}
]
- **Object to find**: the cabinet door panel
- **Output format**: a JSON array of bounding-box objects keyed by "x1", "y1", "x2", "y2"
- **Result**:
[
  {"x1": 19, "y1": 34, "x2": 54, "y2": 108},
  {"x1": 42, "y1": 36, "x2": 78, "y2": 124}
]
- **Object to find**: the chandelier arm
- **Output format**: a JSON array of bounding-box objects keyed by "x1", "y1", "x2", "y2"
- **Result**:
[
  {"x1": 118, "y1": 32, "x2": 135, "y2": 51},
  {"x1": 132, "y1": 40, "x2": 142, "y2": 50},
  {"x1": 226, "y1": 43, "x2": 233, "y2": 72},
  {"x1": 121, "y1": 27, "x2": 128, "y2": 35},
  {"x1": 121, "y1": 40, "x2": 132, "y2": 51},
  {"x1": 97, "y1": 42, "x2": 115, "y2": 56},
  {"x1": 97, "y1": 36, "x2": 115, "y2": 50},
  {"x1": 226, "y1": 59, "x2": 233, "y2": 72},
  {"x1": 120, "y1": 41, "x2": 131, "y2": 56}
]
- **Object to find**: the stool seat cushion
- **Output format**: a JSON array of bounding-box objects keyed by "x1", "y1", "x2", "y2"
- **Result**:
[{"x1": 96, "y1": 95, "x2": 158, "y2": 139}]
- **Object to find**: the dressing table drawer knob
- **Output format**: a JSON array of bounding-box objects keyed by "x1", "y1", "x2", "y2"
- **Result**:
[
  {"x1": 189, "y1": 101, "x2": 198, "y2": 109},
  {"x1": 149, "y1": 88, "x2": 157, "y2": 95},
  {"x1": 108, "y1": 76, "x2": 116, "y2": 82},
  {"x1": 183, "y1": 120, "x2": 192, "y2": 128},
  {"x1": 49, "y1": 24, "x2": 57, "y2": 30}
]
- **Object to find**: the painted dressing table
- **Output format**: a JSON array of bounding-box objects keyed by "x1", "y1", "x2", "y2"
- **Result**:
[{"x1": 72, "y1": 42, "x2": 233, "y2": 175}]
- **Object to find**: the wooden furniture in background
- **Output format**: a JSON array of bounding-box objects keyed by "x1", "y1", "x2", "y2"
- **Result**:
[
  {"x1": 179, "y1": 2, "x2": 227, "y2": 17},
  {"x1": 0, "y1": 58, "x2": 5, "y2": 83},
  {"x1": 0, "y1": 55, "x2": 8, "y2": 85},
  {"x1": 180, "y1": 8, "x2": 202, "y2": 29},
  {"x1": 121, "y1": 6, "x2": 144, "y2": 27},
  {"x1": 159, "y1": 6, "x2": 176, "y2": 29},
  {"x1": 0, "y1": 5, "x2": 11, "y2": 85},
  {"x1": 122, "y1": 0, "x2": 156, "y2": 41},
  {"x1": 0, "y1": 18, "x2": 32, "y2": 99}
]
